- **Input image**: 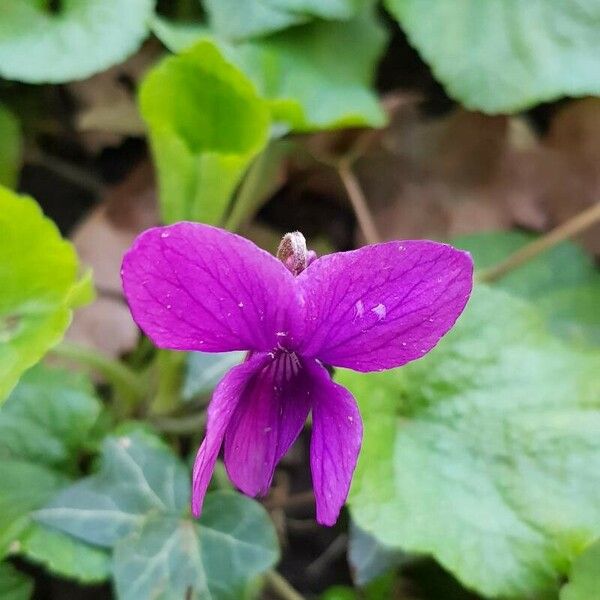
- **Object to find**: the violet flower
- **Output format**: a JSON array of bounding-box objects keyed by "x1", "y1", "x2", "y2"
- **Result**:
[{"x1": 121, "y1": 224, "x2": 473, "y2": 525}]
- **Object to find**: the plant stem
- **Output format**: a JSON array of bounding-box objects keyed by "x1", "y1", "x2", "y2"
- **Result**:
[
  {"x1": 478, "y1": 202, "x2": 600, "y2": 283},
  {"x1": 265, "y1": 570, "x2": 305, "y2": 600},
  {"x1": 150, "y1": 350, "x2": 186, "y2": 416},
  {"x1": 337, "y1": 160, "x2": 380, "y2": 245},
  {"x1": 150, "y1": 411, "x2": 206, "y2": 435},
  {"x1": 51, "y1": 342, "x2": 146, "y2": 413}
]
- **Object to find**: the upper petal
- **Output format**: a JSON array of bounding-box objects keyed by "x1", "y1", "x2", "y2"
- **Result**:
[
  {"x1": 308, "y1": 361, "x2": 363, "y2": 526},
  {"x1": 296, "y1": 241, "x2": 473, "y2": 371},
  {"x1": 191, "y1": 353, "x2": 270, "y2": 517},
  {"x1": 224, "y1": 351, "x2": 312, "y2": 497},
  {"x1": 121, "y1": 223, "x2": 300, "y2": 353}
]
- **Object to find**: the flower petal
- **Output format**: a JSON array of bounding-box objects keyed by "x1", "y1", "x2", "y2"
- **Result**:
[
  {"x1": 192, "y1": 353, "x2": 270, "y2": 517},
  {"x1": 297, "y1": 241, "x2": 473, "y2": 371},
  {"x1": 224, "y1": 352, "x2": 311, "y2": 496},
  {"x1": 308, "y1": 361, "x2": 363, "y2": 526},
  {"x1": 122, "y1": 223, "x2": 300, "y2": 353}
]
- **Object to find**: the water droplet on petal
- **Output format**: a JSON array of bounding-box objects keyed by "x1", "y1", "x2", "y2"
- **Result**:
[
  {"x1": 355, "y1": 300, "x2": 365, "y2": 318},
  {"x1": 371, "y1": 303, "x2": 386, "y2": 320},
  {"x1": 160, "y1": 232, "x2": 170, "y2": 238}
]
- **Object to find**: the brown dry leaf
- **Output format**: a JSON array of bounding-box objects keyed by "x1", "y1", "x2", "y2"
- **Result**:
[
  {"x1": 68, "y1": 41, "x2": 161, "y2": 153},
  {"x1": 67, "y1": 161, "x2": 158, "y2": 356}
]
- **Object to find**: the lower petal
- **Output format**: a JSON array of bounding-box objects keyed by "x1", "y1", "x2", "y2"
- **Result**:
[
  {"x1": 224, "y1": 351, "x2": 312, "y2": 497},
  {"x1": 308, "y1": 361, "x2": 363, "y2": 526},
  {"x1": 191, "y1": 353, "x2": 270, "y2": 517}
]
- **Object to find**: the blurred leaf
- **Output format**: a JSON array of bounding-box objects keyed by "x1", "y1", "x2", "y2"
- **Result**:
[
  {"x1": 386, "y1": 0, "x2": 600, "y2": 113},
  {"x1": 0, "y1": 562, "x2": 33, "y2": 600},
  {"x1": 204, "y1": 0, "x2": 362, "y2": 41},
  {"x1": 0, "y1": 365, "x2": 108, "y2": 582},
  {"x1": 0, "y1": 187, "x2": 90, "y2": 403},
  {"x1": 113, "y1": 495, "x2": 279, "y2": 600},
  {"x1": 0, "y1": 460, "x2": 67, "y2": 557},
  {"x1": 0, "y1": 105, "x2": 21, "y2": 188},
  {"x1": 0, "y1": 0, "x2": 154, "y2": 83},
  {"x1": 348, "y1": 521, "x2": 406, "y2": 586},
  {"x1": 37, "y1": 432, "x2": 279, "y2": 599},
  {"x1": 340, "y1": 286, "x2": 600, "y2": 598},
  {"x1": 0, "y1": 364, "x2": 102, "y2": 470},
  {"x1": 560, "y1": 539, "x2": 600, "y2": 600},
  {"x1": 455, "y1": 231, "x2": 600, "y2": 345},
  {"x1": 182, "y1": 350, "x2": 244, "y2": 401},
  {"x1": 205, "y1": 0, "x2": 307, "y2": 40},
  {"x1": 18, "y1": 525, "x2": 110, "y2": 584},
  {"x1": 153, "y1": 6, "x2": 387, "y2": 131},
  {"x1": 139, "y1": 40, "x2": 270, "y2": 224},
  {"x1": 320, "y1": 586, "x2": 357, "y2": 600}
]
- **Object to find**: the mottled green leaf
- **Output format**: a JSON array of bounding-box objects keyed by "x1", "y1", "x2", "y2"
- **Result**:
[
  {"x1": 0, "y1": 562, "x2": 33, "y2": 600},
  {"x1": 560, "y1": 539, "x2": 600, "y2": 600},
  {"x1": 455, "y1": 231, "x2": 600, "y2": 345},
  {"x1": 341, "y1": 286, "x2": 600, "y2": 598},
  {"x1": 0, "y1": 105, "x2": 21, "y2": 188},
  {"x1": 36, "y1": 432, "x2": 189, "y2": 547},
  {"x1": 0, "y1": 364, "x2": 102, "y2": 470},
  {"x1": 182, "y1": 351, "x2": 244, "y2": 401},
  {"x1": 113, "y1": 494, "x2": 279, "y2": 600},
  {"x1": 386, "y1": 0, "x2": 600, "y2": 113},
  {"x1": 139, "y1": 40, "x2": 270, "y2": 224},
  {"x1": 37, "y1": 432, "x2": 279, "y2": 599},
  {"x1": 0, "y1": 365, "x2": 107, "y2": 582},
  {"x1": 152, "y1": 7, "x2": 387, "y2": 131},
  {"x1": 0, "y1": 0, "x2": 154, "y2": 83},
  {"x1": 0, "y1": 188, "x2": 89, "y2": 403}
]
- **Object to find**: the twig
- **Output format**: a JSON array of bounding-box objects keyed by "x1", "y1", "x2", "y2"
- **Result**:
[
  {"x1": 306, "y1": 534, "x2": 348, "y2": 578},
  {"x1": 337, "y1": 160, "x2": 380, "y2": 245},
  {"x1": 265, "y1": 570, "x2": 305, "y2": 600},
  {"x1": 150, "y1": 411, "x2": 206, "y2": 434},
  {"x1": 478, "y1": 202, "x2": 600, "y2": 283}
]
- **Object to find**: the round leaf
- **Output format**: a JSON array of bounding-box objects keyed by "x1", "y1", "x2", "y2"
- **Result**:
[
  {"x1": 560, "y1": 539, "x2": 600, "y2": 600},
  {"x1": 0, "y1": 0, "x2": 155, "y2": 83},
  {"x1": 0, "y1": 562, "x2": 33, "y2": 600}
]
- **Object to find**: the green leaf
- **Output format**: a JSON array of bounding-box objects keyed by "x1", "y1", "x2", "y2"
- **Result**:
[
  {"x1": 0, "y1": 105, "x2": 21, "y2": 188},
  {"x1": 139, "y1": 40, "x2": 270, "y2": 224},
  {"x1": 385, "y1": 0, "x2": 600, "y2": 113},
  {"x1": 0, "y1": 562, "x2": 33, "y2": 600},
  {"x1": 205, "y1": 0, "x2": 307, "y2": 40},
  {"x1": 0, "y1": 364, "x2": 102, "y2": 470},
  {"x1": 152, "y1": 7, "x2": 387, "y2": 131},
  {"x1": 0, "y1": 365, "x2": 107, "y2": 582},
  {"x1": 0, "y1": 187, "x2": 89, "y2": 403},
  {"x1": 36, "y1": 432, "x2": 190, "y2": 547},
  {"x1": 560, "y1": 539, "x2": 600, "y2": 600},
  {"x1": 18, "y1": 525, "x2": 110, "y2": 584},
  {"x1": 113, "y1": 493, "x2": 279, "y2": 600},
  {"x1": 182, "y1": 351, "x2": 244, "y2": 401},
  {"x1": 348, "y1": 522, "x2": 405, "y2": 586},
  {"x1": 265, "y1": 0, "x2": 361, "y2": 20},
  {"x1": 454, "y1": 231, "x2": 600, "y2": 345},
  {"x1": 37, "y1": 432, "x2": 279, "y2": 599},
  {"x1": 0, "y1": 0, "x2": 154, "y2": 83},
  {"x1": 340, "y1": 286, "x2": 600, "y2": 598}
]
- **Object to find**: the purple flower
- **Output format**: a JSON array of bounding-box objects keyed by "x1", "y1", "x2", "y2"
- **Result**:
[{"x1": 121, "y1": 224, "x2": 473, "y2": 525}]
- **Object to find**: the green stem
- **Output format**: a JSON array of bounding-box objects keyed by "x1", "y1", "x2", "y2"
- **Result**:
[
  {"x1": 150, "y1": 350, "x2": 186, "y2": 416},
  {"x1": 265, "y1": 570, "x2": 305, "y2": 600},
  {"x1": 52, "y1": 342, "x2": 146, "y2": 414},
  {"x1": 478, "y1": 202, "x2": 600, "y2": 283},
  {"x1": 150, "y1": 411, "x2": 205, "y2": 435}
]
